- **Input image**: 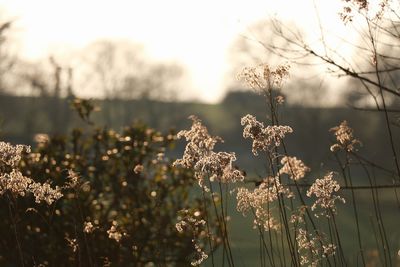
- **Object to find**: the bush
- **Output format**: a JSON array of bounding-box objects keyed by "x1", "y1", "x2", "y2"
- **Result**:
[{"x1": 0, "y1": 119, "x2": 214, "y2": 266}]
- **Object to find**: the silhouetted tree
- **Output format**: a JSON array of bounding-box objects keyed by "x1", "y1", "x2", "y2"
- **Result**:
[{"x1": 0, "y1": 18, "x2": 19, "y2": 95}]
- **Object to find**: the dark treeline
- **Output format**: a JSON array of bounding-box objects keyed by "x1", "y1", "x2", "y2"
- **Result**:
[{"x1": 1, "y1": 91, "x2": 397, "y2": 182}]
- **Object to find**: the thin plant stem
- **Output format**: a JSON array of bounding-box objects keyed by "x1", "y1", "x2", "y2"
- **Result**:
[
  {"x1": 267, "y1": 155, "x2": 298, "y2": 266},
  {"x1": 7, "y1": 195, "x2": 25, "y2": 267},
  {"x1": 201, "y1": 187, "x2": 216, "y2": 267},
  {"x1": 250, "y1": 207, "x2": 274, "y2": 267},
  {"x1": 367, "y1": 17, "x2": 400, "y2": 181},
  {"x1": 336, "y1": 152, "x2": 366, "y2": 266},
  {"x1": 330, "y1": 211, "x2": 347, "y2": 266},
  {"x1": 207, "y1": 180, "x2": 234, "y2": 267},
  {"x1": 218, "y1": 181, "x2": 235, "y2": 267}
]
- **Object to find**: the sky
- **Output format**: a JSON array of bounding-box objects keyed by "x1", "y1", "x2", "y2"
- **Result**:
[{"x1": 0, "y1": 0, "x2": 353, "y2": 103}]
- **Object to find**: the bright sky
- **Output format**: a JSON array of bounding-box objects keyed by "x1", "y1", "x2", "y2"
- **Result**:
[{"x1": 0, "y1": 0, "x2": 352, "y2": 103}]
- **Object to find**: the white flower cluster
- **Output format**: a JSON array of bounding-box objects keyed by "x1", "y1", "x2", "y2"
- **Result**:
[
  {"x1": 306, "y1": 172, "x2": 345, "y2": 218},
  {"x1": 174, "y1": 116, "x2": 220, "y2": 169},
  {"x1": 279, "y1": 156, "x2": 310, "y2": 181},
  {"x1": 66, "y1": 169, "x2": 80, "y2": 188},
  {"x1": 191, "y1": 243, "x2": 208, "y2": 266},
  {"x1": 237, "y1": 64, "x2": 290, "y2": 94},
  {"x1": 0, "y1": 169, "x2": 31, "y2": 196},
  {"x1": 194, "y1": 151, "x2": 243, "y2": 184},
  {"x1": 107, "y1": 221, "x2": 124, "y2": 242},
  {"x1": 175, "y1": 210, "x2": 206, "y2": 233},
  {"x1": 0, "y1": 141, "x2": 62, "y2": 205},
  {"x1": 0, "y1": 142, "x2": 30, "y2": 167},
  {"x1": 83, "y1": 221, "x2": 95, "y2": 234},
  {"x1": 241, "y1": 114, "x2": 292, "y2": 155},
  {"x1": 175, "y1": 210, "x2": 208, "y2": 266},
  {"x1": 174, "y1": 116, "x2": 244, "y2": 190},
  {"x1": 296, "y1": 228, "x2": 336, "y2": 266},
  {"x1": 29, "y1": 182, "x2": 63, "y2": 205},
  {"x1": 329, "y1": 120, "x2": 360, "y2": 152},
  {"x1": 236, "y1": 176, "x2": 293, "y2": 231}
]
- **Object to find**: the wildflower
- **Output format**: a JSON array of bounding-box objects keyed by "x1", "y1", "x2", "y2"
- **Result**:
[
  {"x1": 236, "y1": 176, "x2": 292, "y2": 231},
  {"x1": 339, "y1": 6, "x2": 354, "y2": 24},
  {"x1": 279, "y1": 156, "x2": 310, "y2": 180},
  {"x1": 241, "y1": 114, "x2": 266, "y2": 155},
  {"x1": 339, "y1": 0, "x2": 387, "y2": 24},
  {"x1": 175, "y1": 210, "x2": 208, "y2": 266},
  {"x1": 237, "y1": 65, "x2": 267, "y2": 90},
  {"x1": 65, "y1": 236, "x2": 78, "y2": 253},
  {"x1": 259, "y1": 176, "x2": 294, "y2": 201},
  {"x1": 83, "y1": 221, "x2": 95, "y2": 234},
  {"x1": 67, "y1": 169, "x2": 80, "y2": 188},
  {"x1": 290, "y1": 206, "x2": 307, "y2": 224},
  {"x1": 0, "y1": 169, "x2": 32, "y2": 196},
  {"x1": 306, "y1": 172, "x2": 345, "y2": 218},
  {"x1": 175, "y1": 220, "x2": 187, "y2": 233},
  {"x1": 0, "y1": 140, "x2": 63, "y2": 204},
  {"x1": 133, "y1": 164, "x2": 144, "y2": 174},
  {"x1": 297, "y1": 228, "x2": 319, "y2": 266},
  {"x1": 174, "y1": 116, "x2": 220, "y2": 169},
  {"x1": 236, "y1": 187, "x2": 253, "y2": 214},
  {"x1": 297, "y1": 228, "x2": 317, "y2": 254},
  {"x1": 342, "y1": 0, "x2": 368, "y2": 11},
  {"x1": 296, "y1": 228, "x2": 336, "y2": 266},
  {"x1": 322, "y1": 244, "x2": 337, "y2": 257},
  {"x1": 194, "y1": 151, "x2": 244, "y2": 184},
  {"x1": 29, "y1": 182, "x2": 63, "y2": 205},
  {"x1": 339, "y1": 0, "x2": 368, "y2": 24},
  {"x1": 107, "y1": 221, "x2": 123, "y2": 242},
  {"x1": 237, "y1": 64, "x2": 290, "y2": 94},
  {"x1": 191, "y1": 242, "x2": 208, "y2": 266},
  {"x1": 175, "y1": 211, "x2": 206, "y2": 233},
  {"x1": 0, "y1": 141, "x2": 30, "y2": 167},
  {"x1": 253, "y1": 208, "x2": 280, "y2": 231},
  {"x1": 241, "y1": 114, "x2": 292, "y2": 155},
  {"x1": 264, "y1": 125, "x2": 293, "y2": 148},
  {"x1": 174, "y1": 116, "x2": 242, "y2": 190},
  {"x1": 330, "y1": 120, "x2": 361, "y2": 152}
]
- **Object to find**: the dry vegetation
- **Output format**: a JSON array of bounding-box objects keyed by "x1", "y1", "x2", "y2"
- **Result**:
[{"x1": 1, "y1": 0, "x2": 400, "y2": 266}]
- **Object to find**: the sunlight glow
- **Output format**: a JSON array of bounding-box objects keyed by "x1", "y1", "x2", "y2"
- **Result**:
[{"x1": 0, "y1": 0, "x2": 369, "y2": 103}]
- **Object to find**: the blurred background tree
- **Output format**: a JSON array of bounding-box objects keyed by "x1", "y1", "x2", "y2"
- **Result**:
[
  {"x1": 0, "y1": 17, "x2": 21, "y2": 96},
  {"x1": 80, "y1": 40, "x2": 184, "y2": 100}
]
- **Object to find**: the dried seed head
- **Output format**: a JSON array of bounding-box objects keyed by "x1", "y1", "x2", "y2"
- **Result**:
[
  {"x1": 307, "y1": 172, "x2": 345, "y2": 218},
  {"x1": 133, "y1": 164, "x2": 144, "y2": 174},
  {"x1": 330, "y1": 120, "x2": 361, "y2": 152},
  {"x1": 279, "y1": 156, "x2": 310, "y2": 180},
  {"x1": 241, "y1": 114, "x2": 292, "y2": 155}
]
